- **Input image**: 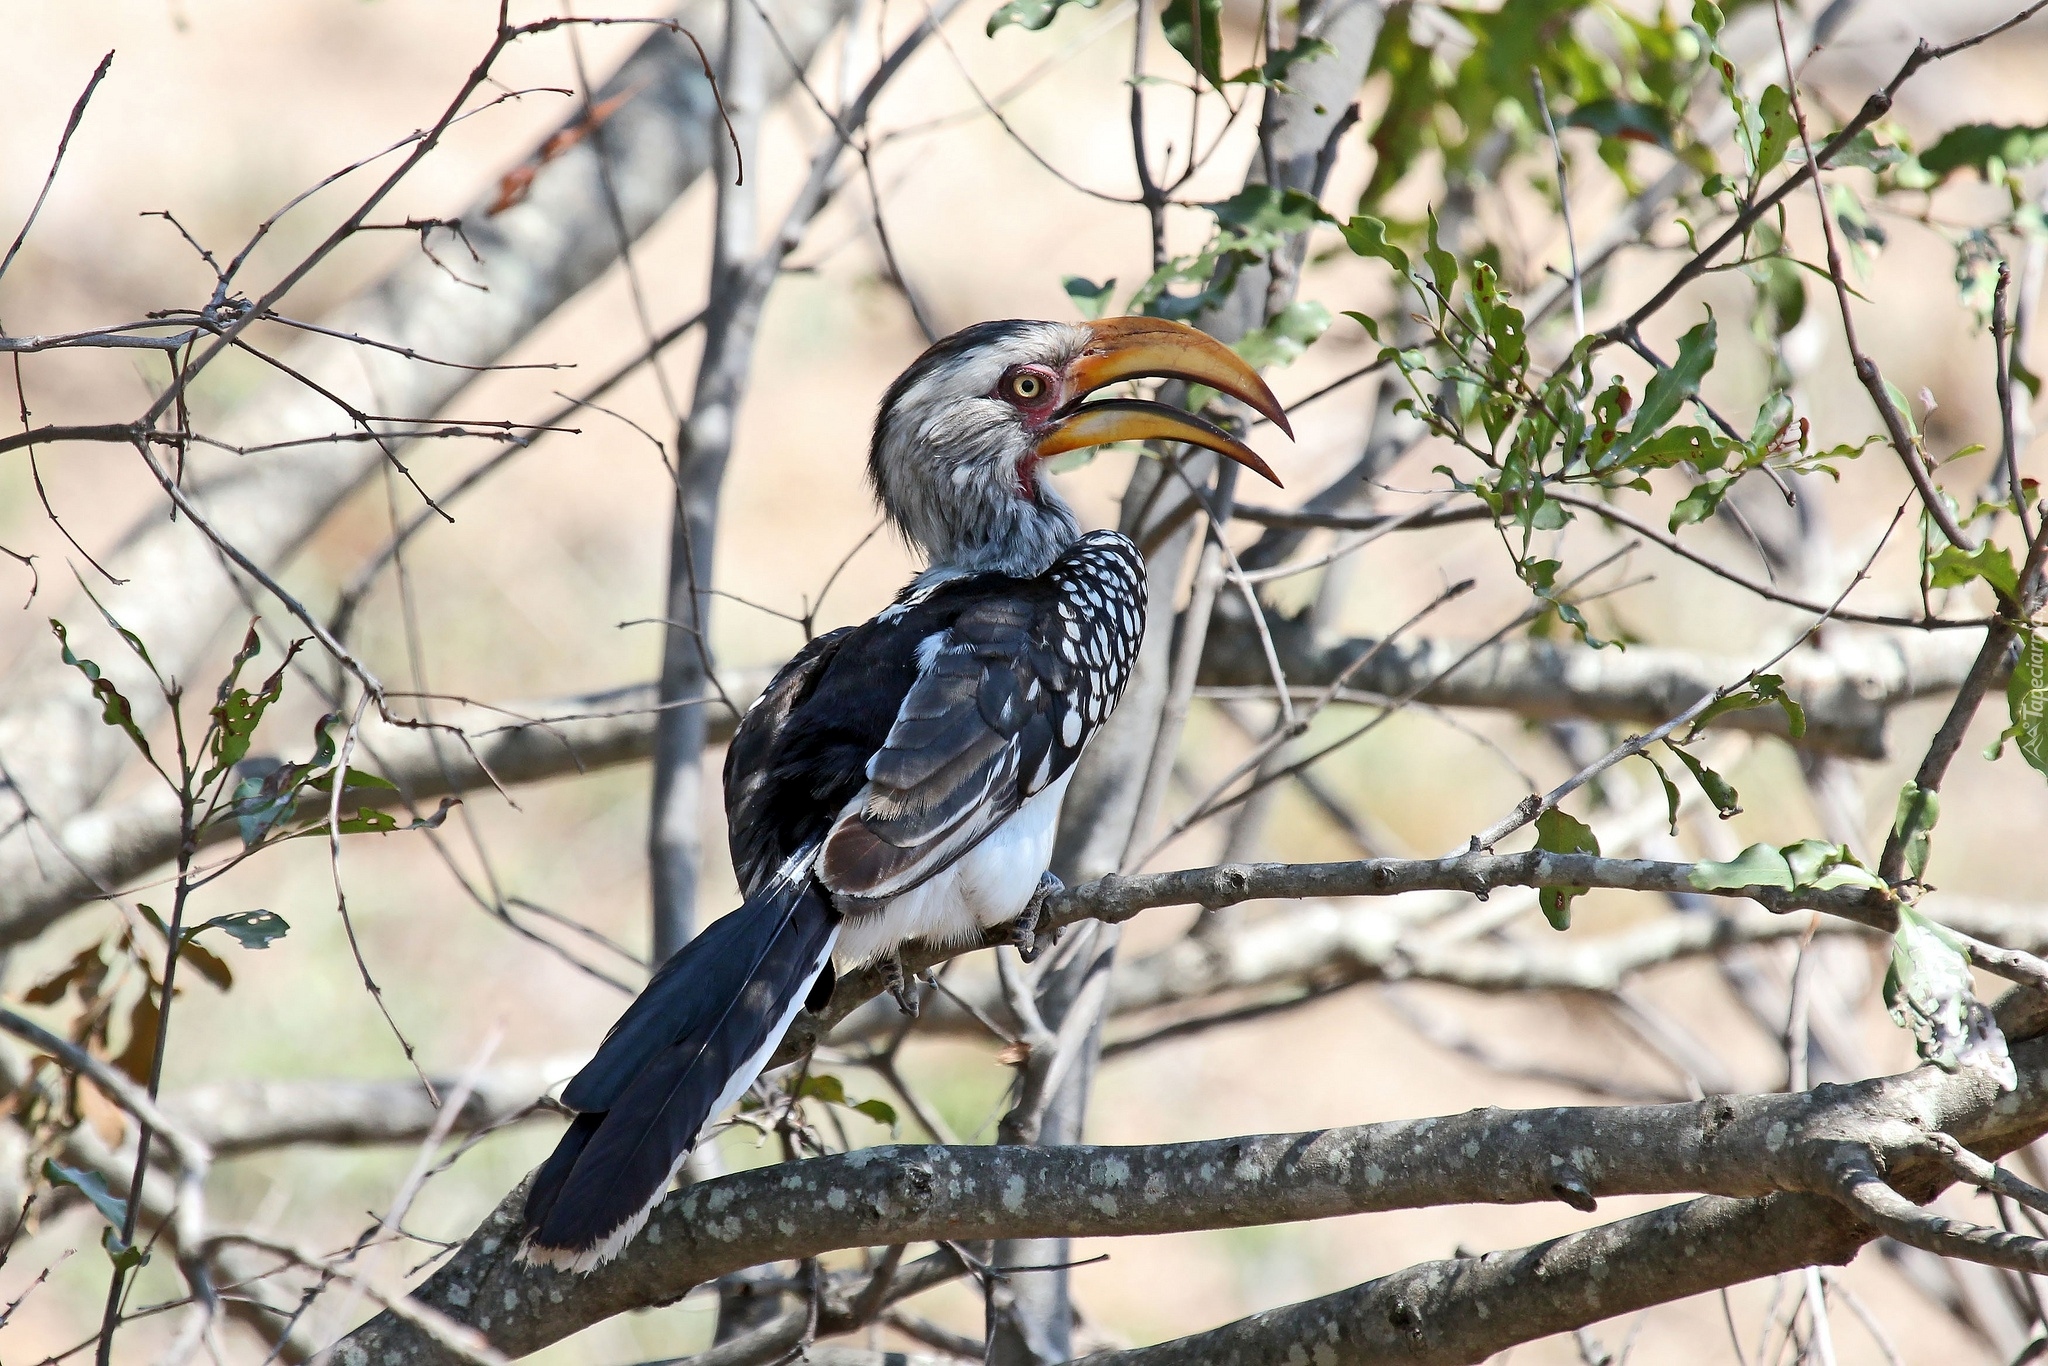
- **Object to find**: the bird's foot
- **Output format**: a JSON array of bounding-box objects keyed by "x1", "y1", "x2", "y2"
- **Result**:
[
  {"x1": 883, "y1": 954, "x2": 920, "y2": 1016},
  {"x1": 1009, "y1": 872, "x2": 1064, "y2": 964}
]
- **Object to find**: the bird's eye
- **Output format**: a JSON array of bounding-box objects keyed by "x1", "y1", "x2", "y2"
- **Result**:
[{"x1": 1006, "y1": 371, "x2": 1046, "y2": 402}]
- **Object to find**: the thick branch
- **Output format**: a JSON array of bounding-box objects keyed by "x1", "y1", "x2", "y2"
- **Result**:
[
  {"x1": 336, "y1": 1028, "x2": 2048, "y2": 1362},
  {"x1": 1080, "y1": 1191, "x2": 1866, "y2": 1365}
]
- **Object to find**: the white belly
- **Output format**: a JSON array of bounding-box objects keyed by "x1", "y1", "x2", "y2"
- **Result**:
[{"x1": 834, "y1": 768, "x2": 1074, "y2": 969}]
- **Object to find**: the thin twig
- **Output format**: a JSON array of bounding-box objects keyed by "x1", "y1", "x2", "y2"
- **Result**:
[
  {"x1": 1530, "y1": 69, "x2": 1584, "y2": 341},
  {"x1": 0, "y1": 51, "x2": 113, "y2": 288}
]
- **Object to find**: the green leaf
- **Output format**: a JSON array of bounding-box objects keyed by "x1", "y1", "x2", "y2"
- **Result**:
[
  {"x1": 1668, "y1": 744, "x2": 1741, "y2": 818},
  {"x1": 1753, "y1": 85, "x2": 1798, "y2": 177},
  {"x1": 1781, "y1": 839, "x2": 1844, "y2": 888},
  {"x1": 1234, "y1": 300, "x2": 1331, "y2": 370},
  {"x1": 1669, "y1": 474, "x2": 1735, "y2": 531},
  {"x1": 1468, "y1": 261, "x2": 1525, "y2": 380},
  {"x1": 1686, "y1": 672, "x2": 1804, "y2": 739},
  {"x1": 1062, "y1": 276, "x2": 1117, "y2": 321},
  {"x1": 1811, "y1": 860, "x2": 1886, "y2": 893},
  {"x1": 1206, "y1": 185, "x2": 1333, "y2": 242},
  {"x1": 1928, "y1": 542, "x2": 2020, "y2": 600},
  {"x1": 1340, "y1": 216, "x2": 1411, "y2": 279},
  {"x1": 306, "y1": 713, "x2": 341, "y2": 773},
  {"x1": 203, "y1": 635, "x2": 306, "y2": 789},
  {"x1": 1891, "y1": 781, "x2": 1940, "y2": 882},
  {"x1": 44, "y1": 1158, "x2": 128, "y2": 1232},
  {"x1": 1687, "y1": 671, "x2": 1802, "y2": 737},
  {"x1": 337, "y1": 808, "x2": 399, "y2": 833},
  {"x1": 1629, "y1": 424, "x2": 1741, "y2": 471},
  {"x1": 2002, "y1": 629, "x2": 2048, "y2": 779},
  {"x1": 1423, "y1": 210, "x2": 1456, "y2": 306},
  {"x1": 795, "y1": 1074, "x2": 895, "y2": 1126},
  {"x1": 1161, "y1": 0, "x2": 1224, "y2": 86},
  {"x1": 1224, "y1": 36, "x2": 1334, "y2": 89},
  {"x1": 1782, "y1": 840, "x2": 1886, "y2": 893},
  {"x1": 1808, "y1": 127, "x2": 1905, "y2": 172},
  {"x1": 1563, "y1": 98, "x2": 1673, "y2": 149},
  {"x1": 1692, "y1": 1, "x2": 1724, "y2": 40},
  {"x1": 1638, "y1": 751, "x2": 1682, "y2": 836},
  {"x1": 1918, "y1": 122, "x2": 2048, "y2": 182},
  {"x1": 1885, "y1": 904, "x2": 2015, "y2": 1086},
  {"x1": 332, "y1": 795, "x2": 458, "y2": 836},
  {"x1": 1750, "y1": 391, "x2": 1796, "y2": 450},
  {"x1": 1746, "y1": 252, "x2": 1808, "y2": 337},
  {"x1": 986, "y1": 0, "x2": 1101, "y2": 34},
  {"x1": 1750, "y1": 674, "x2": 1807, "y2": 739},
  {"x1": 102, "y1": 1226, "x2": 148, "y2": 1272},
  {"x1": 186, "y1": 909, "x2": 290, "y2": 951},
  {"x1": 1881, "y1": 379, "x2": 1921, "y2": 443},
  {"x1": 1342, "y1": 310, "x2": 1381, "y2": 342},
  {"x1": 1533, "y1": 806, "x2": 1600, "y2": 931},
  {"x1": 1610, "y1": 316, "x2": 1717, "y2": 463},
  {"x1": 795, "y1": 1073, "x2": 848, "y2": 1104},
  {"x1": 303, "y1": 768, "x2": 400, "y2": 795},
  {"x1": 852, "y1": 1098, "x2": 898, "y2": 1126},
  {"x1": 50, "y1": 620, "x2": 156, "y2": 768},
  {"x1": 1688, "y1": 843, "x2": 1793, "y2": 891}
]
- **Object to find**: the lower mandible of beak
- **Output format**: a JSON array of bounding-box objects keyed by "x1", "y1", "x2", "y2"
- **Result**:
[{"x1": 1031, "y1": 397, "x2": 1282, "y2": 487}]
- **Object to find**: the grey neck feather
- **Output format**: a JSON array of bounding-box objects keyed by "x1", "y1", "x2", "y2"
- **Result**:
[{"x1": 868, "y1": 321, "x2": 1091, "y2": 582}]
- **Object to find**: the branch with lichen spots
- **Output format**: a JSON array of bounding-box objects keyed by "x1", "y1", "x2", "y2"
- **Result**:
[{"x1": 335, "y1": 1019, "x2": 2048, "y2": 1363}]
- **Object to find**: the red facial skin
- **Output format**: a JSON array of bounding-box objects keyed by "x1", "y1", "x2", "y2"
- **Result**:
[{"x1": 996, "y1": 362, "x2": 1065, "y2": 498}]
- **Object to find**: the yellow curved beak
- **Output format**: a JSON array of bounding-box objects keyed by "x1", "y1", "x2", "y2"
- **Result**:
[{"x1": 1035, "y1": 316, "x2": 1290, "y2": 486}]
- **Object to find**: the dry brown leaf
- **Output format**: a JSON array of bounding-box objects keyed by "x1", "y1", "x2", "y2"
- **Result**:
[
  {"x1": 77, "y1": 1079, "x2": 127, "y2": 1149},
  {"x1": 488, "y1": 83, "x2": 644, "y2": 216}
]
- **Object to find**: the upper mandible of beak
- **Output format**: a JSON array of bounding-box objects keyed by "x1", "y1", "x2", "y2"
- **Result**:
[{"x1": 1032, "y1": 316, "x2": 1292, "y2": 486}]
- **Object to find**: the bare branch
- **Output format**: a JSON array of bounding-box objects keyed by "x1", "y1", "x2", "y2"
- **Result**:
[{"x1": 0, "y1": 51, "x2": 114, "y2": 287}]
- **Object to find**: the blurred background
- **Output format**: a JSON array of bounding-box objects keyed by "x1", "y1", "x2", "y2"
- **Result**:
[{"x1": 1, "y1": 1, "x2": 2046, "y2": 1361}]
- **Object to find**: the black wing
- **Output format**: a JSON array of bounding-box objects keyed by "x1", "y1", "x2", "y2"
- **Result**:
[
  {"x1": 720, "y1": 590, "x2": 966, "y2": 895},
  {"x1": 819, "y1": 531, "x2": 1145, "y2": 903},
  {"x1": 723, "y1": 627, "x2": 853, "y2": 898}
]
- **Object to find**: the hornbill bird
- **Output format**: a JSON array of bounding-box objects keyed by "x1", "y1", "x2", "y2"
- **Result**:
[{"x1": 520, "y1": 315, "x2": 1289, "y2": 1271}]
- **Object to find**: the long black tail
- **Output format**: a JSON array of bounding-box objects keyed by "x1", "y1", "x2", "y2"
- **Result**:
[{"x1": 520, "y1": 872, "x2": 839, "y2": 1271}]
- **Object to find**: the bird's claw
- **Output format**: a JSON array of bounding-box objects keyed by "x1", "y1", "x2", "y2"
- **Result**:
[
  {"x1": 883, "y1": 955, "x2": 919, "y2": 1016},
  {"x1": 1010, "y1": 872, "x2": 1064, "y2": 964}
]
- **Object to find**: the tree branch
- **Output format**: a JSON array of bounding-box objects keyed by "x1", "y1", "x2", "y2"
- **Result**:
[{"x1": 335, "y1": 1026, "x2": 2048, "y2": 1362}]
